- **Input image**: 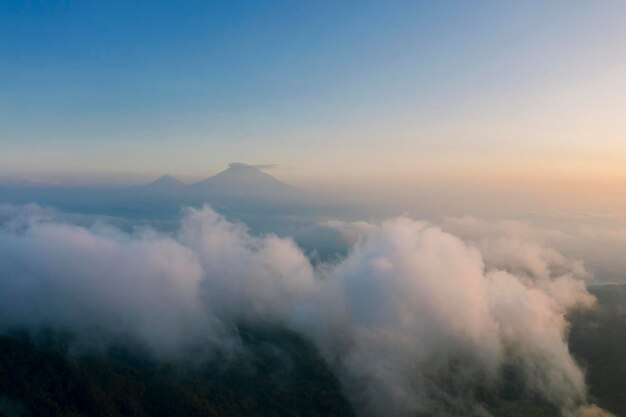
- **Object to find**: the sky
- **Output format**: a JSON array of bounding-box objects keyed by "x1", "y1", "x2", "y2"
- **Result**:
[{"x1": 1, "y1": 1, "x2": 626, "y2": 198}]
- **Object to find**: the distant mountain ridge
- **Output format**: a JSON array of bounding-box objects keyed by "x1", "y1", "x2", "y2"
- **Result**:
[
  {"x1": 0, "y1": 164, "x2": 311, "y2": 223},
  {"x1": 138, "y1": 163, "x2": 301, "y2": 201}
]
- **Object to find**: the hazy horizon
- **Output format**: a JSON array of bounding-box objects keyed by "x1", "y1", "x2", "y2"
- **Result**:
[{"x1": 2, "y1": 2, "x2": 626, "y2": 194}]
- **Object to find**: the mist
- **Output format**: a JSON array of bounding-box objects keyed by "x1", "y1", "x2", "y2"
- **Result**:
[{"x1": 0, "y1": 204, "x2": 612, "y2": 417}]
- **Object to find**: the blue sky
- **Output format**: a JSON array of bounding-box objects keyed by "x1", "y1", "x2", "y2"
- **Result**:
[{"x1": 1, "y1": 1, "x2": 626, "y2": 186}]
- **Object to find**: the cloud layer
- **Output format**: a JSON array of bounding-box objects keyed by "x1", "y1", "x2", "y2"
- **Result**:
[{"x1": 0, "y1": 204, "x2": 604, "y2": 416}]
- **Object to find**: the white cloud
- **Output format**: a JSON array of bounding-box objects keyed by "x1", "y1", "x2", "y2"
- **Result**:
[{"x1": 0, "y1": 205, "x2": 610, "y2": 416}]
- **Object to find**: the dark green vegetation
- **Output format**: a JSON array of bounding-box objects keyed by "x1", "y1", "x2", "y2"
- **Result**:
[
  {"x1": 1, "y1": 285, "x2": 625, "y2": 417},
  {"x1": 0, "y1": 330, "x2": 573, "y2": 417},
  {"x1": 569, "y1": 284, "x2": 626, "y2": 417},
  {"x1": 0, "y1": 327, "x2": 354, "y2": 417}
]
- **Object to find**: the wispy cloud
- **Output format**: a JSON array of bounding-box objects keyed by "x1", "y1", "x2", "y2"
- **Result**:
[{"x1": 228, "y1": 162, "x2": 280, "y2": 170}]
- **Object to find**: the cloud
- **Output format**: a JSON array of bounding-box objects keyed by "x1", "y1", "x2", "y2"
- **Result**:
[
  {"x1": 0, "y1": 205, "x2": 609, "y2": 416},
  {"x1": 570, "y1": 405, "x2": 617, "y2": 417},
  {"x1": 0, "y1": 204, "x2": 314, "y2": 359},
  {"x1": 442, "y1": 215, "x2": 626, "y2": 284},
  {"x1": 441, "y1": 216, "x2": 595, "y2": 309},
  {"x1": 228, "y1": 162, "x2": 280, "y2": 170},
  {"x1": 294, "y1": 217, "x2": 593, "y2": 416}
]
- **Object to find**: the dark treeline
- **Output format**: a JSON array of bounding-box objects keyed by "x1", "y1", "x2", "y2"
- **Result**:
[{"x1": 0, "y1": 327, "x2": 354, "y2": 417}]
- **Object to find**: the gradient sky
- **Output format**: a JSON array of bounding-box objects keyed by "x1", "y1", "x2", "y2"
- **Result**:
[{"x1": 1, "y1": 1, "x2": 626, "y2": 191}]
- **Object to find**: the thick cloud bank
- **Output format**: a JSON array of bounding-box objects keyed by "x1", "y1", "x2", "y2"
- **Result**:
[
  {"x1": 0, "y1": 204, "x2": 605, "y2": 416},
  {"x1": 0, "y1": 204, "x2": 315, "y2": 358}
]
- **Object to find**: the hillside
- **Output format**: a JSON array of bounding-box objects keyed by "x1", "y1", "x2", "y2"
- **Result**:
[
  {"x1": 0, "y1": 327, "x2": 354, "y2": 417},
  {"x1": 5, "y1": 314, "x2": 623, "y2": 417}
]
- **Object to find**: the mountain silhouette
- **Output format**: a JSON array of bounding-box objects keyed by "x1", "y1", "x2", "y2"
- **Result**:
[{"x1": 191, "y1": 163, "x2": 298, "y2": 198}]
